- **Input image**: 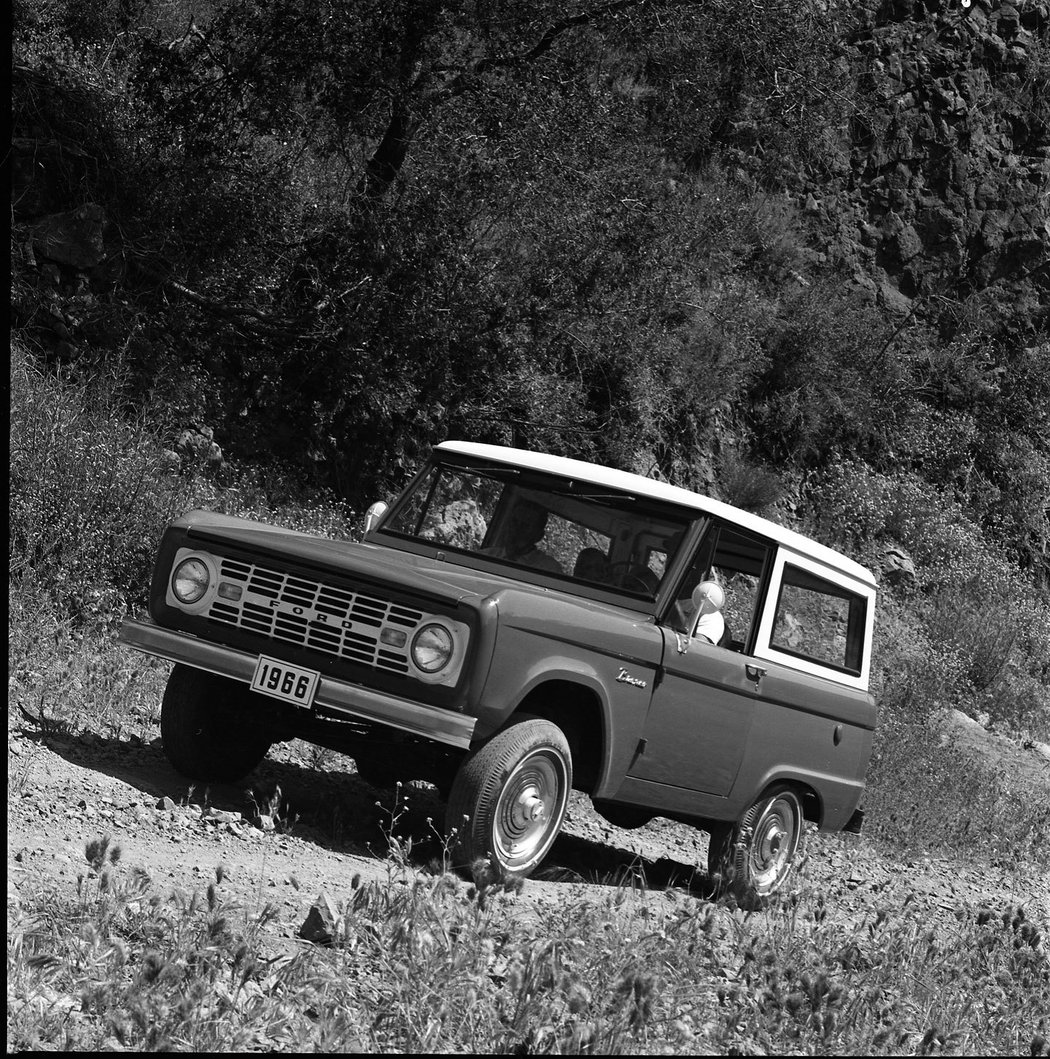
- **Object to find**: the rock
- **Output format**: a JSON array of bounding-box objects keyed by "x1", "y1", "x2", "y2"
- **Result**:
[
  {"x1": 995, "y1": 3, "x2": 1021, "y2": 36},
  {"x1": 931, "y1": 708, "x2": 989, "y2": 747},
  {"x1": 204, "y1": 808, "x2": 242, "y2": 825},
  {"x1": 298, "y1": 892, "x2": 342, "y2": 945},
  {"x1": 893, "y1": 223, "x2": 923, "y2": 262},
  {"x1": 175, "y1": 427, "x2": 224, "y2": 468},
  {"x1": 32, "y1": 204, "x2": 106, "y2": 269},
  {"x1": 156, "y1": 796, "x2": 176, "y2": 812},
  {"x1": 254, "y1": 813, "x2": 276, "y2": 833},
  {"x1": 877, "y1": 279, "x2": 912, "y2": 316},
  {"x1": 160, "y1": 449, "x2": 182, "y2": 473},
  {"x1": 48, "y1": 312, "x2": 72, "y2": 342},
  {"x1": 880, "y1": 544, "x2": 917, "y2": 590}
]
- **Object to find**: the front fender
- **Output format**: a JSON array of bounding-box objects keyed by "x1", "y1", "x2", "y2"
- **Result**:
[{"x1": 473, "y1": 605, "x2": 663, "y2": 796}]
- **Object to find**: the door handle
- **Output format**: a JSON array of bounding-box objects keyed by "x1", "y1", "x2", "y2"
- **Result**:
[{"x1": 745, "y1": 664, "x2": 766, "y2": 688}]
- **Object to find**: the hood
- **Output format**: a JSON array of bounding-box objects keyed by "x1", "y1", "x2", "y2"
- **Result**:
[{"x1": 177, "y1": 509, "x2": 537, "y2": 607}]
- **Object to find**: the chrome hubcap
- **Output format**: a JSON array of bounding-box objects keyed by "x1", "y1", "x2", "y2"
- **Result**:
[
  {"x1": 493, "y1": 750, "x2": 568, "y2": 871},
  {"x1": 519, "y1": 788, "x2": 546, "y2": 822},
  {"x1": 749, "y1": 795, "x2": 800, "y2": 894}
]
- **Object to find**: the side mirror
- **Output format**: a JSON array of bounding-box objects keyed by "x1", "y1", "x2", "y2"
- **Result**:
[
  {"x1": 691, "y1": 580, "x2": 725, "y2": 616},
  {"x1": 363, "y1": 501, "x2": 389, "y2": 534}
]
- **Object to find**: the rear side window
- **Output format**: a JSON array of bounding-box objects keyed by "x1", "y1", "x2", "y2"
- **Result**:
[{"x1": 771, "y1": 565, "x2": 866, "y2": 675}]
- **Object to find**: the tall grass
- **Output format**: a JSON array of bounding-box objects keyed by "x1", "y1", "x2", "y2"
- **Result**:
[
  {"x1": 9, "y1": 344, "x2": 358, "y2": 617},
  {"x1": 9, "y1": 345, "x2": 189, "y2": 613},
  {"x1": 8, "y1": 839, "x2": 1048, "y2": 1053}
]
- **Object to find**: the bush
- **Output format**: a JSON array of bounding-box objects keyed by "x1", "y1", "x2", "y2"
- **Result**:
[
  {"x1": 864, "y1": 718, "x2": 1050, "y2": 870},
  {"x1": 715, "y1": 447, "x2": 786, "y2": 514},
  {"x1": 9, "y1": 346, "x2": 187, "y2": 612},
  {"x1": 9, "y1": 344, "x2": 358, "y2": 618}
]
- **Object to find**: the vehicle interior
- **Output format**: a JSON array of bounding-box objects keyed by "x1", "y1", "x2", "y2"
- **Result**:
[
  {"x1": 385, "y1": 463, "x2": 693, "y2": 598},
  {"x1": 664, "y1": 524, "x2": 771, "y2": 652}
]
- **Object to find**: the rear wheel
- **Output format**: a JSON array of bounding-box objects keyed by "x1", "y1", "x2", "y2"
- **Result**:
[
  {"x1": 708, "y1": 786, "x2": 804, "y2": 907},
  {"x1": 446, "y1": 718, "x2": 571, "y2": 877},
  {"x1": 161, "y1": 664, "x2": 272, "y2": 782}
]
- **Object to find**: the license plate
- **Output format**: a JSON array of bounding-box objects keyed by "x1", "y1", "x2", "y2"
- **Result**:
[{"x1": 250, "y1": 656, "x2": 319, "y2": 708}]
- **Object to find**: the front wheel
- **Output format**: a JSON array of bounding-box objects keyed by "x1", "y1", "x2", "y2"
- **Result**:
[
  {"x1": 161, "y1": 664, "x2": 272, "y2": 782},
  {"x1": 446, "y1": 718, "x2": 571, "y2": 878},
  {"x1": 708, "y1": 786, "x2": 804, "y2": 907}
]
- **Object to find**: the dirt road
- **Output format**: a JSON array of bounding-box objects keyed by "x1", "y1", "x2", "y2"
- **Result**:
[{"x1": 8, "y1": 723, "x2": 1048, "y2": 943}]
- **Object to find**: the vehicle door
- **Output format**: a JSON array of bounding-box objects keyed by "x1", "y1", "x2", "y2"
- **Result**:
[
  {"x1": 627, "y1": 523, "x2": 773, "y2": 798},
  {"x1": 731, "y1": 550, "x2": 876, "y2": 826}
]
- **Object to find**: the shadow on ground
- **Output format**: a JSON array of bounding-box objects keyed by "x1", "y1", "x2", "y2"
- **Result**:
[{"x1": 22, "y1": 724, "x2": 718, "y2": 897}]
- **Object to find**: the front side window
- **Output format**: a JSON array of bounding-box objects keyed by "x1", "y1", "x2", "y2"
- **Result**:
[
  {"x1": 770, "y1": 565, "x2": 866, "y2": 674},
  {"x1": 665, "y1": 524, "x2": 771, "y2": 650},
  {"x1": 383, "y1": 461, "x2": 693, "y2": 599}
]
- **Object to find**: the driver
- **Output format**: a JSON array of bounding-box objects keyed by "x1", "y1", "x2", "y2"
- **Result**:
[{"x1": 483, "y1": 500, "x2": 563, "y2": 574}]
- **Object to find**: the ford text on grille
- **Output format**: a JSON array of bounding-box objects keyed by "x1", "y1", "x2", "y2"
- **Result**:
[{"x1": 210, "y1": 557, "x2": 425, "y2": 674}]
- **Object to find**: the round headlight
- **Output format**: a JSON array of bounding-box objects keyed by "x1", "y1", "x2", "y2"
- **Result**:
[
  {"x1": 172, "y1": 557, "x2": 211, "y2": 604},
  {"x1": 411, "y1": 623, "x2": 454, "y2": 673}
]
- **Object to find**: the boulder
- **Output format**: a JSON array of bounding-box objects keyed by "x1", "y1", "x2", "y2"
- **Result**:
[
  {"x1": 175, "y1": 427, "x2": 224, "y2": 468},
  {"x1": 877, "y1": 279, "x2": 913, "y2": 316},
  {"x1": 298, "y1": 892, "x2": 342, "y2": 945},
  {"x1": 880, "y1": 544, "x2": 917, "y2": 590},
  {"x1": 893, "y1": 223, "x2": 923, "y2": 262},
  {"x1": 32, "y1": 204, "x2": 106, "y2": 269},
  {"x1": 929, "y1": 707, "x2": 988, "y2": 749}
]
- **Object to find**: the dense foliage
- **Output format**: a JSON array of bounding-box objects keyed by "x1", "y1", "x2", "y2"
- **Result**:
[
  {"x1": 7, "y1": 16, "x2": 1050, "y2": 1052},
  {"x1": 10, "y1": 0, "x2": 1049, "y2": 743}
]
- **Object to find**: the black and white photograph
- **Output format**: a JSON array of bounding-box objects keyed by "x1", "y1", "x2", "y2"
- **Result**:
[{"x1": 10, "y1": 0, "x2": 1049, "y2": 1051}]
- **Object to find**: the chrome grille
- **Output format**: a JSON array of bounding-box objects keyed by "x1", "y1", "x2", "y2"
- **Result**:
[{"x1": 208, "y1": 557, "x2": 426, "y2": 675}]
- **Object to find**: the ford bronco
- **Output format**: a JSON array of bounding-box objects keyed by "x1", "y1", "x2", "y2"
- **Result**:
[{"x1": 119, "y1": 441, "x2": 876, "y2": 901}]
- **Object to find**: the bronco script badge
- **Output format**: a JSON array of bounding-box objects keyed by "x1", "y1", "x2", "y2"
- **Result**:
[{"x1": 616, "y1": 667, "x2": 647, "y2": 689}]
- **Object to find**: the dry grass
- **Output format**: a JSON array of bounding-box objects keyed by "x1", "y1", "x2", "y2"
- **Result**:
[
  {"x1": 864, "y1": 719, "x2": 1050, "y2": 873},
  {"x1": 8, "y1": 834, "x2": 1048, "y2": 1054}
]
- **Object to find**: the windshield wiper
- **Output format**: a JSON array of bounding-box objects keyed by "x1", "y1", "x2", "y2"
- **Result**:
[
  {"x1": 443, "y1": 464, "x2": 521, "y2": 479},
  {"x1": 549, "y1": 486, "x2": 637, "y2": 503}
]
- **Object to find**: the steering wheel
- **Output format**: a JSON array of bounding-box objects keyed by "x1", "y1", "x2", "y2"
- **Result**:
[{"x1": 608, "y1": 561, "x2": 656, "y2": 595}]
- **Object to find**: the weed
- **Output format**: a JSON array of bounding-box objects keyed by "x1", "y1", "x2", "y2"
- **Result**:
[
  {"x1": 8, "y1": 837, "x2": 1048, "y2": 1053},
  {"x1": 245, "y1": 784, "x2": 299, "y2": 834}
]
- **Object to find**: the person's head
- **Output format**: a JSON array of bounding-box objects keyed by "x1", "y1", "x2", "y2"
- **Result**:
[
  {"x1": 574, "y1": 547, "x2": 609, "y2": 583},
  {"x1": 663, "y1": 530, "x2": 685, "y2": 560},
  {"x1": 505, "y1": 501, "x2": 549, "y2": 557},
  {"x1": 692, "y1": 580, "x2": 725, "y2": 616}
]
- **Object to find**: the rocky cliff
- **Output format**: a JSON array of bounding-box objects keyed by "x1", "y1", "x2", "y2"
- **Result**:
[{"x1": 789, "y1": 0, "x2": 1048, "y2": 320}]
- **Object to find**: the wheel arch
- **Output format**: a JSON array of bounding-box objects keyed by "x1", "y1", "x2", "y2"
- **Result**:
[
  {"x1": 508, "y1": 679, "x2": 607, "y2": 794},
  {"x1": 754, "y1": 776, "x2": 823, "y2": 826},
  {"x1": 745, "y1": 762, "x2": 829, "y2": 826}
]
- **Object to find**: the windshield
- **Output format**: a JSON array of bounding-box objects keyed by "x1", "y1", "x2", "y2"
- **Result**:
[{"x1": 383, "y1": 461, "x2": 694, "y2": 599}]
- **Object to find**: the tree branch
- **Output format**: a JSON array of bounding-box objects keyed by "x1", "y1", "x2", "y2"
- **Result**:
[
  {"x1": 429, "y1": 0, "x2": 666, "y2": 104},
  {"x1": 129, "y1": 257, "x2": 301, "y2": 338}
]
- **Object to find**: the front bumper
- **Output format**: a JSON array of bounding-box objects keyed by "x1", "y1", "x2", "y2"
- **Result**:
[{"x1": 118, "y1": 619, "x2": 477, "y2": 750}]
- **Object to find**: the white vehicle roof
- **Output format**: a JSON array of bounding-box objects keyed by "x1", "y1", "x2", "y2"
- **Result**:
[{"x1": 436, "y1": 441, "x2": 877, "y2": 589}]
